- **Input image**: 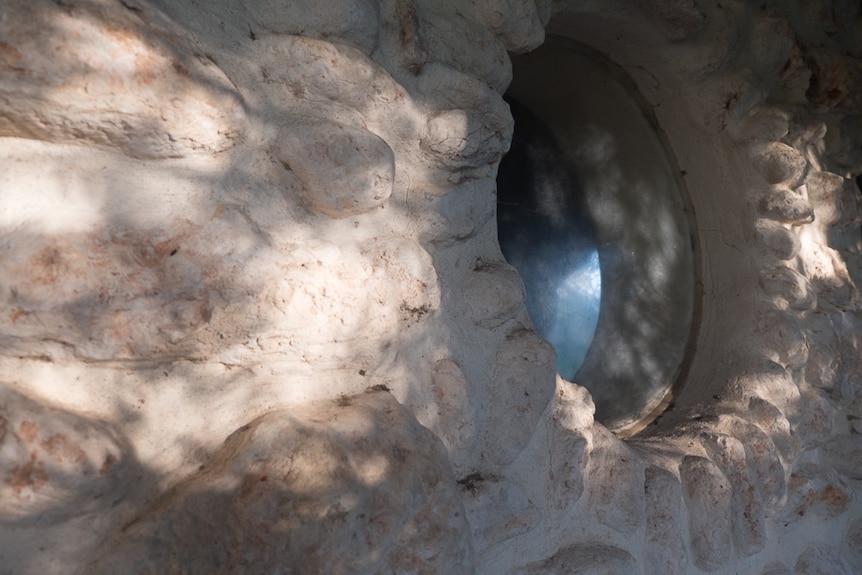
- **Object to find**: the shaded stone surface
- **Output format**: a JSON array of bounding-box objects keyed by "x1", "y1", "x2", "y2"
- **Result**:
[
  {"x1": 586, "y1": 427, "x2": 644, "y2": 534},
  {"x1": 680, "y1": 455, "x2": 732, "y2": 571},
  {"x1": 783, "y1": 463, "x2": 854, "y2": 523},
  {"x1": 485, "y1": 328, "x2": 556, "y2": 465},
  {"x1": 86, "y1": 389, "x2": 474, "y2": 574},
  {"x1": 643, "y1": 466, "x2": 687, "y2": 575},
  {"x1": 820, "y1": 434, "x2": 862, "y2": 480},
  {"x1": 0, "y1": 386, "x2": 133, "y2": 527},
  {"x1": 700, "y1": 433, "x2": 765, "y2": 557},
  {"x1": 794, "y1": 544, "x2": 853, "y2": 575},
  {"x1": 276, "y1": 119, "x2": 395, "y2": 217},
  {"x1": 523, "y1": 543, "x2": 638, "y2": 575}
]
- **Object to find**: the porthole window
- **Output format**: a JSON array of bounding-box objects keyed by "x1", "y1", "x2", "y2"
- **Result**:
[{"x1": 497, "y1": 36, "x2": 699, "y2": 434}]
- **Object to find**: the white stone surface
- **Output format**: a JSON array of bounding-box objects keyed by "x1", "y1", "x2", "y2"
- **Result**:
[{"x1": 0, "y1": 0, "x2": 861, "y2": 573}]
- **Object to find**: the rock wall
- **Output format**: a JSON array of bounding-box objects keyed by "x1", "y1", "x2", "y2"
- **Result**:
[{"x1": 1, "y1": 0, "x2": 861, "y2": 573}]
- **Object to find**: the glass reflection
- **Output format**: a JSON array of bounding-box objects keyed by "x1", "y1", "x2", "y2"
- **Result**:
[
  {"x1": 497, "y1": 98, "x2": 602, "y2": 380},
  {"x1": 501, "y1": 36, "x2": 697, "y2": 432}
]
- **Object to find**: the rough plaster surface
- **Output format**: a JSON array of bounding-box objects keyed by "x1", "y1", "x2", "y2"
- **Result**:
[{"x1": 1, "y1": 0, "x2": 862, "y2": 573}]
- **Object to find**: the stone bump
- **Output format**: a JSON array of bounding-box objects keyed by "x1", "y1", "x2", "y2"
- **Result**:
[
  {"x1": 804, "y1": 47, "x2": 862, "y2": 111},
  {"x1": 524, "y1": 543, "x2": 638, "y2": 575},
  {"x1": 820, "y1": 434, "x2": 862, "y2": 481},
  {"x1": 429, "y1": 359, "x2": 477, "y2": 466},
  {"x1": 752, "y1": 142, "x2": 809, "y2": 187},
  {"x1": 845, "y1": 516, "x2": 862, "y2": 566},
  {"x1": 806, "y1": 171, "x2": 859, "y2": 228},
  {"x1": 415, "y1": 7, "x2": 511, "y2": 92},
  {"x1": 473, "y1": 0, "x2": 546, "y2": 54},
  {"x1": 643, "y1": 466, "x2": 688, "y2": 575},
  {"x1": 755, "y1": 218, "x2": 802, "y2": 261},
  {"x1": 761, "y1": 563, "x2": 793, "y2": 575},
  {"x1": 0, "y1": 0, "x2": 245, "y2": 158},
  {"x1": 462, "y1": 260, "x2": 527, "y2": 328},
  {"x1": 716, "y1": 415, "x2": 787, "y2": 515},
  {"x1": 276, "y1": 119, "x2": 395, "y2": 217},
  {"x1": 459, "y1": 476, "x2": 540, "y2": 551},
  {"x1": 680, "y1": 455, "x2": 733, "y2": 571},
  {"x1": 783, "y1": 463, "x2": 854, "y2": 523},
  {"x1": 759, "y1": 265, "x2": 817, "y2": 311},
  {"x1": 485, "y1": 328, "x2": 556, "y2": 465},
  {"x1": 586, "y1": 426, "x2": 645, "y2": 534},
  {"x1": 85, "y1": 390, "x2": 475, "y2": 575},
  {"x1": 746, "y1": 396, "x2": 798, "y2": 462},
  {"x1": 245, "y1": 0, "x2": 381, "y2": 55},
  {"x1": 699, "y1": 432, "x2": 766, "y2": 557},
  {"x1": 417, "y1": 63, "x2": 513, "y2": 171},
  {"x1": 546, "y1": 380, "x2": 594, "y2": 510},
  {"x1": 757, "y1": 186, "x2": 815, "y2": 225},
  {"x1": 794, "y1": 544, "x2": 854, "y2": 575}
]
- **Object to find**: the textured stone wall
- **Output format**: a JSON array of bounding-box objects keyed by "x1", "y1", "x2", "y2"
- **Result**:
[{"x1": 1, "y1": 0, "x2": 861, "y2": 573}]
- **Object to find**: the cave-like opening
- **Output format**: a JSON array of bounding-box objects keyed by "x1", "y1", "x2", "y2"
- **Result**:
[{"x1": 497, "y1": 36, "x2": 699, "y2": 433}]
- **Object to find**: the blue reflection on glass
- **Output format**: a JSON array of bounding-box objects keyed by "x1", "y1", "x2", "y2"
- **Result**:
[
  {"x1": 497, "y1": 98, "x2": 602, "y2": 380},
  {"x1": 544, "y1": 250, "x2": 601, "y2": 378}
]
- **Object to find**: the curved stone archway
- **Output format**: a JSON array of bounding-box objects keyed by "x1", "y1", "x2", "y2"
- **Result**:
[{"x1": 1, "y1": 1, "x2": 861, "y2": 574}]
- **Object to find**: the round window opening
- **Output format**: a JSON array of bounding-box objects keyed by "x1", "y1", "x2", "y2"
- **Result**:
[{"x1": 497, "y1": 36, "x2": 700, "y2": 435}]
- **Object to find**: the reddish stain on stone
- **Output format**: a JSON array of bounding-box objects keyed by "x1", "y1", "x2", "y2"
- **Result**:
[
  {"x1": 171, "y1": 60, "x2": 188, "y2": 75},
  {"x1": 10, "y1": 309, "x2": 30, "y2": 323},
  {"x1": 134, "y1": 51, "x2": 159, "y2": 85},
  {"x1": 820, "y1": 484, "x2": 850, "y2": 508},
  {"x1": 18, "y1": 420, "x2": 38, "y2": 442},
  {"x1": 0, "y1": 40, "x2": 23, "y2": 63},
  {"x1": 105, "y1": 27, "x2": 140, "y2": 52},
  {"x1": 41, "y1": 433, "x2": 87, "y2": 464},
  {"x1": 100, "y1": 453, "x2": 116, "y2": 475},
  {"x1": 6, "y1": 451, "x2": 48, "y2": 495},
  {"x1": 32, "y1": 246, "x2": 65, "y2": 284},
  {"x1": 0, "y1": 40, "x2": 30, "y2": 76},
  {"x1": 199, "y1": 303, "x2": 212, "y2": 323}
]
